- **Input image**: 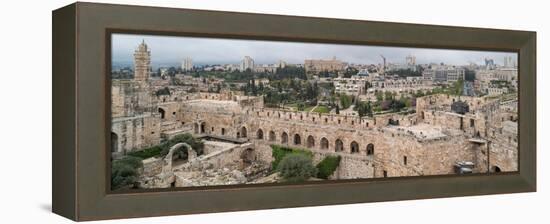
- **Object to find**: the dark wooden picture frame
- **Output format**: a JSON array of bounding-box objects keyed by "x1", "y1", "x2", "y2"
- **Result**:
[{"x1": 53, "y1": 2, "x2": 536, "y2": 221}]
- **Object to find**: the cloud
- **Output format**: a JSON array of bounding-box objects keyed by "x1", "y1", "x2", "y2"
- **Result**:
[{"x1": 112, "y1": 33, "x2": 517, "y2": 66}]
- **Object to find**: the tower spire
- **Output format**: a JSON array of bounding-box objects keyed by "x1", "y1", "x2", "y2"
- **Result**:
[{"x1": 134, "y1": 40, "x2": 151, "y2": 82}]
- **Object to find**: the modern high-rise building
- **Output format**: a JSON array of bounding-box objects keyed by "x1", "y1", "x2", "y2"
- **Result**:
[
  {"x1": 484, "y1": 58, "x2": 496, "y2": 70},
  {"x1": 277, "y1": 60, "x2": 287, "y2": 68},
  {"x1": 503, "y1": 56, "x2": 515, "y2": 68},
  {"x1": 240, "y1": 56, "x2": 254, "y2": 72},
  {"x1": 181, "y1": 57, "x2": 193, "y2": 72},
  {"x1": 133, "y1": 40, "x2": 151, "y2": 82},
  {"x1": 406, "y1": 54, "x2": 416, "y2": 66}
]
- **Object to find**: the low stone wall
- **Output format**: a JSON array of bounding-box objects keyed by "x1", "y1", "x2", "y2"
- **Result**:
[
  {"x1": 141, "y1": 157, "x2": 163, "y2": 177},
  {"x1": 192, "y1": 143, "x2": 252, "y2": 170},
  {"x1": 203, "y1": 141, "x2": 238, "y2": 155}
]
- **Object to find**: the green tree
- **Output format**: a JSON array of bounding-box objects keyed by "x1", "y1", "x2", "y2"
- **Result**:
[
  {"x1": 277, "y1": 154, "x2": 318, "y2": 182},
  {"x1": 452, "y1": 79, "x2": 464, "y2": 96},
  {"x1": 375, "y1": 91, "x2": 384, "y2": 102},
  {"x1": 111, "y1": 156, "x2": 143, "y2": 190},
  {"x1": 339, "y1": 94, "x2": 352, "y2": 109},
  {"x1": 356, "y1": 101, "x2": 373, "y2": 117}
]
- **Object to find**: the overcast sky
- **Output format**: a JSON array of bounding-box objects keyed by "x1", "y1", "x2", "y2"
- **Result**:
[{"x1": 112, "y1": 33, "x2": 517, "y2": 67}]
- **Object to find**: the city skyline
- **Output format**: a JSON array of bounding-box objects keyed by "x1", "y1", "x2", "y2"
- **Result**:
[{"x1": 112, "y1": 33, "x2": 518, "y2": 68}]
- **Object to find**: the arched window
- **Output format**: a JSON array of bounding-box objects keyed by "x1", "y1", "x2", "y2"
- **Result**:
[
  {"x1": 200, "y1": 122, "x2": 206, "y2": 134},
  {"x1": 221, "y1": 128, "x2": 225, "y2": 135},
  {"x1": 281, "y1": 132, "x2": 288, "y2": 144},
  {"x1": 269, "y1": 131, "x2": 276, "y2": 141},
  {"x1": 367, "y1": 143, "x2": 374, "y2": 156},
  {"x1": 294, "y1": 134, "x2": 301, "y2": 145},
  {"x1": 307, "y1": 135, "x2": 315, "y2": 148},
  {"x1": 158, "y1": 108, "x2": 165, "y2": 119},
  {"x1": 241, "y1": 126, "x2": 247, "y2": 138},
  {"x1": 256, "y1": 129, "x2": 264, "y2": 140},
  {"x1": 320, "y1": 137, "x2": 329, "y2": 150},
  {"x1": 350, "y1": 141, "x2": 359, "y2": 153},
  {"x1": 111, "y1": 132, "x2": 118, "y2": 153},
  {"x1": 335, "y1": 139, "x2": 344, "y2": 152}
]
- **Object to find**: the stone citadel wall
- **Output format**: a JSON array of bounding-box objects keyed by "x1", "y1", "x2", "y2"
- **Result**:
[{"x1": 112, "y1": 79, "x2": 518, "y2": 179}]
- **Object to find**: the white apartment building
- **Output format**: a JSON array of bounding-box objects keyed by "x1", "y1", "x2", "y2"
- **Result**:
[
  {"x1": 181, "y1": 57, "x2": 193, "y2": 71},
  {"x1": 240, "y1": 56, "x2": 254, "y2": 72}
]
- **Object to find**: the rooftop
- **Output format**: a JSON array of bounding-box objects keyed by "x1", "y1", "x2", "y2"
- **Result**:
[
  {"x1": 183, "y1": 99, "x2": 242, "y2": 113},
  {"x1": 384, "y1": 123, "x2": 448, "y2": 140}
]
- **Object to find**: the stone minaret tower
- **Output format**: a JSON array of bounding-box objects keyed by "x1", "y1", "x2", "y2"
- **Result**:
[{"x1": 134, "y1": 40, "x2": 151, "y2": 82}]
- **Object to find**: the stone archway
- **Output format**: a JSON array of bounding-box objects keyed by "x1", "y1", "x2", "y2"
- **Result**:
[
  {"x1": 269, "y1": 131, "x2": 276, "y2": 142},
  {"x1": 320, "y1": 137, "x2": 329, "y2": 150},
  {"x1": 350, "y1": 141, "x2": 359, "y2": 154},
  {"x1": 256, "y1": 129, "x2": 264, "y2": 140},
  {"x1": 111, "y1": 132, "x2": 118, "y2": 153},
  {"x1": 281, "y1": 132, "x2": 288, "y2": 144},
  {"x1": 241, "y1": 126, "x2": 247, "y2": 138},
  {"x1": 162, "y1": 142, "x2": 195, "y2": 173},
  {"x1": 335, "y1": 139, "x2": 344, "y2": 152},
  {"x1": 294, "y1": 134, "x2": 301, "y2": 145},
  {"x1": 307, "y1": 135, "x2": 315, "y2": 148},
  {"x1": 492, "y1": 166, "x2": 502, "y2": 173}
]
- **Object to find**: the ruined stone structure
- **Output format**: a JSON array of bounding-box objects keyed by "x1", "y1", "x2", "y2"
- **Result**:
[{"x1": 112, "y1": 42, "x2": 518, "y2": 188}]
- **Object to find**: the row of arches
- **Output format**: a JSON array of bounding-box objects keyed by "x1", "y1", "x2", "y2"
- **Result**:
[
  {"x1": 254, "y1": 128, "x2": 374, "y2": 156},
  {"x1": 191, "y1": 124, "x2": 371, "y2": 156}
]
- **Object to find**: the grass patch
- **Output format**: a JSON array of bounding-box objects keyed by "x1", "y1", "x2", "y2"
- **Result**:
[
  {"x1": 302, "y1": 105, "x2": 316, "y2": 112},
  {"x1": 316, "y1": 155, "x2": 341, "y2": 179},
  {"x1": 313, "y1": 105, "x2": 330, "y2": 114}
]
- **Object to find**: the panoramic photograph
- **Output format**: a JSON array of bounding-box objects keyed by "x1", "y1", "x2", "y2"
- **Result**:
[{"x1": 110, "y1": 33, "x2": 518, "y2": 191}]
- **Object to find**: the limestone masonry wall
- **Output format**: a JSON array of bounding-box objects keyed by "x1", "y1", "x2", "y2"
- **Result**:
[{"x1": 112, "y1": 79, "x2": 518, "y2": 180}]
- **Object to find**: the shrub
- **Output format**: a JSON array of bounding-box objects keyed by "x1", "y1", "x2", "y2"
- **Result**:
[
  {"x1": 161, "y1": 133, "x2": 204, "y2": 156},
  {"x1": 316, "y1": 155, "x2": 341, "y2": 179},
  {"x1": 277, "y1": 153, "x2": 317, "y2": 182},
  {"x1": 155, "y1": 87, "x2": 171, "y2": 96},
  {"x1": 128, "y1": 134, "x2": 205, "y2": 160},
  {"x1": 111, "y1": 156, "x2": 143, "y2": 190},
  {"x1": 271, "y1": 145, "x2": 313, "y2": 170},
  {"x1": 127, "y1": 145, "x2": 163, "y2": 159}
]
